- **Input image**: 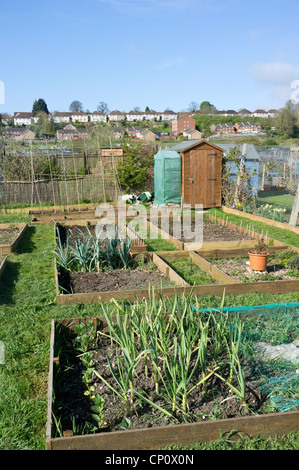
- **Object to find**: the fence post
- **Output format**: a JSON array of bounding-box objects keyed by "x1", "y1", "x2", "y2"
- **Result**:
[{"x1": 289, "y1": 183, "x2": 299, "y2": 227}]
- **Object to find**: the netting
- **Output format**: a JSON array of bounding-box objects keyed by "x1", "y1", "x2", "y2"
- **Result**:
[
  {"x1": 154, "y1": 150, "x2": 182, "y2": 206},
  {"x1": 193, "y1": 301, "x2": 299, "y2": 413}
]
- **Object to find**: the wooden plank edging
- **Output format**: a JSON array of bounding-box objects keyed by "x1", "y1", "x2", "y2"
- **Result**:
[
  {"x1": 0, "y1": 223, "x2": 28, "y2": 254},
  {"x1": 152, "y1": 252, "x2": 190, "y2": 287},
  {"x1": 0, "y1": 256, "x2": 7, "y2": 280},
  {"x1": 222, "y1": 205, "x2": 299, "y2": 235},
  {"x1": 189, "y1": 251, "x2": 237, "y2": 284}
]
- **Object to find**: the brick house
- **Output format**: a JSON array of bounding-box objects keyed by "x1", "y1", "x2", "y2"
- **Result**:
[
  {"x1": 57, "y1": 128, "x2": 90, "y2": 141},
  {"x1": 182, "y1": 128, "x2": 202, "y2": 140},
  {"x1": 210, "y1": 123, "x2": 236, "y2": 134},
  {"x1": 3, "y1": 127, "x2": 35, "y2": 140},
  {"x1": 172, "y1": 115, "x2": 196, "y2": 135},
  {"x1": 234, "y1": 122, "x2": 262, "y2": 134},
  {"x1": 141, "y1": 129, "x2": 156, "y2": 142},
  {"x1": 125, "y1": 126, "x2": 143, "y2": 138}
]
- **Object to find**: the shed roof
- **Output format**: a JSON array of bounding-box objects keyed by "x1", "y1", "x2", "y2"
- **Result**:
[
  {"x1": 170, "y1": 139, "x2": 224, "y2": 153},
  {"x1": 171, "y1": 140, "x2": 261, "y2": 161}
]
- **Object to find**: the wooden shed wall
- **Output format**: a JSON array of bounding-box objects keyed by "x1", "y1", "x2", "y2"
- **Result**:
[{"x1": 181, "y1": 142, "x2": 222, "y2": 208}]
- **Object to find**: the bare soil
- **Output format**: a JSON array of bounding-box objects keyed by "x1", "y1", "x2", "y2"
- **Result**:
[
  {"x1": 155, "y1": 219, "x2": 254, "y2": 243},
  {"x1": 0, "y1": 227, "x2": 20, "y2": 245},
  {"x1": 210, "y1": 256, "x2": 299, "y2": 282},
  {"x1": 60, "y1": 266, "x2": 174, "y2": 294}
]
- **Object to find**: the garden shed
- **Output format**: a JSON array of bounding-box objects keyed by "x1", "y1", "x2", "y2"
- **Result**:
[
  {"x1": 153, "y1": 150, "x2": 182, "y2": 206},
  {"x1": 171, "y1": 139, "x2": 224, "y2": 209}
]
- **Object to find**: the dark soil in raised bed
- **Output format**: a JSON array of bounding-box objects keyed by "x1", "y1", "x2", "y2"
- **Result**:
[
  {"x1": 59, "y1": 266, "x2": 175, "y2": 294},
  {"x1": 154, "y1": 219, "x2": 255, "y2": 243},
  {"x1": 52, "y1": 327, "x2": 263, "y2": 437},
  {"x1": 0, "y1": 227, "x2": 20, "y2": 245}
]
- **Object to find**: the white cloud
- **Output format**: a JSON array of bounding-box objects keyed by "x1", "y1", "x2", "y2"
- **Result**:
[
  {"x1": 250, "y1": 61, "x2": 299, "y2": 86},
  {"x1": 249, "y1": 61, "x2": 299, "y2": 107}
]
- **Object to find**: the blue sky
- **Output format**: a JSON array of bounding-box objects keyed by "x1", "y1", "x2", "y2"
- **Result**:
[{"x1": 1, "y1": 0, "x2": 299, "y2": 114}]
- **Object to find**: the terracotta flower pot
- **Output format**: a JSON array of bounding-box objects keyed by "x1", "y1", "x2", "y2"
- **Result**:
[{"x1": 248, "y1": 251, "x2": 269, "y2": 271}]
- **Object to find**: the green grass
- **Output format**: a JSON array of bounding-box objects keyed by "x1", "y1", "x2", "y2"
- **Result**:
[
  {"x1": 165, "y1": 431, "x2": 299, "y2": 450},
  {"x1": 144, "y1": 235, "x2": 178, "y2": 252},
  {"x1": 0, "y1": 212, "x2": 299, "y2": 450},
  {"x1": 164, "y1": 256, "x2": 217, "y2": 285},
  {"x1": 258, "y1": 191, "x2": 295, "y2": 213}
]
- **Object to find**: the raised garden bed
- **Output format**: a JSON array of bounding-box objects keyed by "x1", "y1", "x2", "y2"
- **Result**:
[
  {"x1": 0, "y1": 223, "x2": 28, "y2": 254},
  {"x1": 30, "y1": 202, "x2": 142, "y2": 224},
  {"x1": 209, "y1": 249, "x2": 299, "y2": 283},
  {"x1": 54, "y1": 247, "x2": 299, "y2": 305},
  {"x1": 46, "y1": 311, "x2": 299, "y2": 450},
  {"x1": 59, "y1": 259, "x2": 176, "y2": 295},
  {"x1": 54, "y1": 221, "x2": 178, "y2": 304},
  {"x1": 55, "y1": 220, "x2": 147, "y2": 254},
  {"x1": 222, "y1": 206, "x2": 299, "y2": 236},
  {"x1": 55, "y1": 251, "x2": 188, "y2": 303},
  {"x1": 148, "y1": 213, "x2": 263, "y2": 250}
]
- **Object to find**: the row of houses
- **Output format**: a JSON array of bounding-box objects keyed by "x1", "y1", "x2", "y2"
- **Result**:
[
  {"x1": 2, "y1": 127, "x2": 36, "y2": 141},
  {"x1": 196, "y1": 109, "x2": 278, "y2": 118},
  {"x1": 210, "y1": 122, "x2": 263, "y2": 135},
  {"x1": 11, "y1": 108, "x2": 278, "y2": 128},
  {"x1": 12, "y1": 109, "x2": 178, "y2": 127}
]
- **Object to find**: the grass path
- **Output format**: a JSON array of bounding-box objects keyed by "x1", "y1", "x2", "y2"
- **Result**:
[
  {"x1": 0, "y1": 216, "x2": 298, "y2": 449},
  {"x1": 0, "y1": 223, "x2": 98, "y2": 449}
]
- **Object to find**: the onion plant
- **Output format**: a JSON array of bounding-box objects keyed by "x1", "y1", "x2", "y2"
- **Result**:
[
  {"x1": 226, "y1": 320, "x2": 244, "y2": 384},
  {"x1": 215, "y1": 354, "x2": 247, "y2": 413},
  {"x1": 93, "y1": 347, "x2": 148, "y2": 415},
  {"x1": 51, "y1": 226, "x2": 73, "y2": 270},
  {"x1": 74, "y1": 291, "x2": 252, "y2": 424}
]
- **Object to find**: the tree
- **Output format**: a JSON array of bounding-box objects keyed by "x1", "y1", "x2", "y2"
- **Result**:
[
  {"x1": 97, "y1": 102, "x2": 109, "y2": 114},
  {"x1": 222, "y1": 145, "x2": 256, "y2": 210},
  {"x1": 69, "y1": 100, "x2": 84, "y2": 112},
  {"x1": 200, "y1": 101, "x2": 217, "y2": 114},
  {"x1": 188, "y1": 101, "x2": 199, "y2": 113},
  {"x1": 117, "y1": 140, "x2": 155, "y2": 191},
  {"x1": 275, "y1": 107, "x2": 295, "y2": 137},
  {"x1": 32, "y1": 98, "x2": 49, "y2": 116}
]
